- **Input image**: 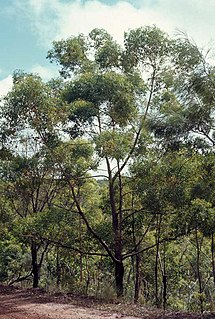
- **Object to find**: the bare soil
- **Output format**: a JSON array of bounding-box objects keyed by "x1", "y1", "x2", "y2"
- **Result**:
[{"x1": 0, "y1": 285, "x2": 215, "y2": 319}]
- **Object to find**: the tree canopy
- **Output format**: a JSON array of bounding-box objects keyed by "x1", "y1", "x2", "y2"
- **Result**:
[{"x1": 0, "y1": 26, "x2": 215, "y2": 312}]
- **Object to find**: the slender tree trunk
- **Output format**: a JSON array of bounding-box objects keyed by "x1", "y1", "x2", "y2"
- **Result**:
[
  {"x1": 155, "y1": 241, "x2": 160, "y2": 306},
  {"x1": 85, "y1": 257, "x2": 90, "y2": 295},
  {"x1": 56, "y1": 247, "x2": 61, "y2": 288},
  {"x1": 134, "y1": 253, "x2": 141, "y2": 303},
  {"x1": 31, "y1": 242, "x2": 39, "y2": 288},
  {"x1": 162, "y1": 275, "x2": 167, "y2": 310},
  {"x1": 211, "y1": 233, "x2": 215, "y2": 285},
  {"x1": 79, "y1": 209, "x2": 83, "y2": 283},
  {"x1": 162, "y1": 243, "x2": 167, "y2": 311},
  {"x1": 195, "y1": 227, "x2": 204, "y2": 314},
  {"x1": 155, "y1": 214, "x2": 162, "y2": 307},
  {"x1": 114, "y1": 229, "x2": 124, "y2": 297},
  {"x1": 108, "y1": 159, "x2": 124, "y2": 297},
  {"x1": 113, "y1": 220, "x2": 124, "y2": 297},
  {"x1": 115, "y1": 260, "x2": 124, "y2": 297},
  {"x1": 131, "y1": 194, "x2": 141, "y2": 303}
]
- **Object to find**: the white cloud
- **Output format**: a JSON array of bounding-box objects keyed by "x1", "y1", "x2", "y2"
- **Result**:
[
  {"x1": 148, "y1": 0, "x2": 215, "y2": 47},
  {"x1": 16, "y1": 0, "x2": 215, "y2": 49},
  {"x1": 0, "y1": 75, "x2": 13, "y2": 97},
  {"x1": 53, "y1": 1, "x2": 173, "y2": 44},
  {"x1": 30, "y1": 64, "x2": 58, "y2": 81}
]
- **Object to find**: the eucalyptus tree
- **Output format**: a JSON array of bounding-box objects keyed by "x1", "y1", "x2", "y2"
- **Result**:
[
  {"x1": 143, "y1": 35, "x2": 215, "y2": 309},
  {"x1": 0, "y1": 146, "x2": 65, "y2": 287},
  {"x1": 0, "y1": 71, "x2": 102, "y2": 289},
  {"x1": 183, "y1": 153, "x2": 215, "y2": 312},
  {"x1": 47, "y1": 32, "x2": 143, "y2": 297},
  {"x1": 148, "y1": 34, "x2": 215, "y2": 151},
  {"x1": 130, "y1": 143, "x2": 202, "y2": 304},
  {"x1": 1, "y1": 27, "x2": 210, "y2": 300},
  {"x1": 0, "y1": 72, "x2": 67, "y2": 288},
  {"x1": 46, "y1": 26, "x2": 191, "y2": 297}
]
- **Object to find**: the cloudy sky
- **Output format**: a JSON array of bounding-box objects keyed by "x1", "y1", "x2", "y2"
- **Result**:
[{"x1": 0, "y1": 0, "x2": 215, "y2": 96}]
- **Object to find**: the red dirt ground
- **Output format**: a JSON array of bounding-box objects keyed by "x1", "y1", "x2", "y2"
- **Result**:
[{"x1": 0, "y1": 285, "x2": 215, "y2": 319}]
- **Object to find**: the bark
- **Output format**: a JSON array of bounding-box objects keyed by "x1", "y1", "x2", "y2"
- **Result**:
[
  {"x1": 211, "y1": 233, "x2": 215, "y2": 285},
  {"x1": 131, "y1": 195, "x2": 141, "y2": 304},
  {"x1": 31, "y1": 242, "x2": 39, "y2": 288},
  {"x1": 155, "y1": 214, "x2": 162, "y2": 307},
  {"x1": 134, "y1": 253, "x2": 141, "y2": 303},
  {"x1": 155, "y1": 241, "x2": 160, "y2": 306},
  {"x1": 107, "y1": 158, "x2": 124, "y2": 297},
  {"x1": 115, "y1": 260, "x2": 124, "y2": 297},
  {"x1": 114, "y1": 231, "x2": 124, "y2": 297},
  {"x1": 195, "y1": 227, "x2": 204, "y2": 314},
  {"x1": 162, "y1": 243, "x2": 167, "y2": 311},
  {"x1": 162, "y1": 275, "x2": 167, "y2": 310},
  {"x1": 113, "y1": 224, "x2": 124, "y2": 296},
  {"x1": 56, "y1": 248, "x2": 61, "y2": 288}
]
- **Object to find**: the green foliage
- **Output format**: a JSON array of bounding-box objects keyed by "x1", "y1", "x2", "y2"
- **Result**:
[
  {"x1": 63, "y1": 71, "x2": 139, "y2": 127},
  {"x1": 89, "y1": 28, "x2": 122, "y2": 69},
  {"x1": 0, "y1": 235, "x2": 30, "y2": 283},
  {"x1": 124, "y1": 25, "x2": 171, "y2": 69},
  {"x1": 172, "y1": 36, "x2": 203, "y2": 72},
  {"x1": 94, "y1": 130, "x2": 133, "y2": 160},
  {"x1": 54, "y1": 138, "x2": 95, "y2": 178},
  {"x1": 47, "y1": 34, "x2": 90, "y2": 77},
  {"x1": 1, "y1": 26, "x2": 215, "y2": 311}
]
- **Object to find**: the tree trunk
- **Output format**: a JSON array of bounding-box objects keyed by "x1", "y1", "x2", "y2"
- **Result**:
[
  {"x1": 155, "y1": 214, "x2": 162, "y2": 307},
  {"x1": 56, "y1": 248, "x2": 61, "y2": 288},
  {"x1": 195, "y1": 227, "x2": 204, "y2": 314},
  {"x1": 134, "y1": 253, "x2": 141, "y2": 303},
  {"x1": 162, "y1": 274, "x2": 167, "y2": 310},
  {"x1": 107, "y1": 158, "x2": 124, "y2": 298},
  {"x1": 114, "y1": 232, "x2": 124, "y2": 297},
  {"x1": 131, "y1": 196, "x2": 141, "y2": 304},
  {"x1": 31, "y1": 242, "x2": 39, "y2": 288},
  {"x1": 110, "y1": 178, "x2": 124, "y2": 297},
  {"x1": 211, "y1": 233, "x2": 215, "y2": 285},
  {"x1": 155, "y1": 241, "x2": 160, "y2": 306},
  {"x1": 162, "y1": 275, "x2": 167, "y2": 310},
  {"x1": 115, "y1": 260, "x2": 124, "y2": 297},
  {"x1": 162, "y1": 242, "x2": 167, "y2": 310}
]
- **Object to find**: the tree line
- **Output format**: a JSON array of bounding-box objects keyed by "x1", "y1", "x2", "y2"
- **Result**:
[{"x1": 0, "y1": 26, "x2": 215, "y2": 313}]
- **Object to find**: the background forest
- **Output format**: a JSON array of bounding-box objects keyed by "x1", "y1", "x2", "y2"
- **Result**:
[{"x1": 0, "y1": 26, "x2": 215, "y2": 313}]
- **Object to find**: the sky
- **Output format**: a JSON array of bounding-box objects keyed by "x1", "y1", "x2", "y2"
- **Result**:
[{"x1": 0, "y1": 0, "x2": 215, "y2": 96}]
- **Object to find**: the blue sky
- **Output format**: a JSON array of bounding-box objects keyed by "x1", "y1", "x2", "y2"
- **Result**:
[
  {"x1": 0, "y1": 1, "x2": 44, "y2": 77},
  {"x1": 0, "y1": 0, "x2": 215, "y2": 96}
]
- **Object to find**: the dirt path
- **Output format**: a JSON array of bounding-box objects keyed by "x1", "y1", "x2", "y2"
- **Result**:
[
  {"x1": 0, "y1": 285, "x2": 143, "y2": 319},
  {"x1": 0, "y1": 285, "x2": 214, "y2": 319},
  {"x1": 0, "y1": 286, "x2": 140, "y2": 319}
]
